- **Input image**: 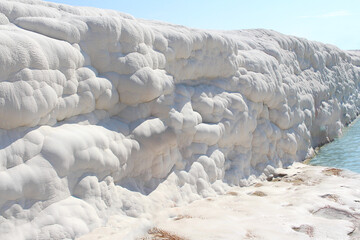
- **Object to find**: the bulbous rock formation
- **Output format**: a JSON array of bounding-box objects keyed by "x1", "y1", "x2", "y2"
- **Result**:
[{"x1": 0, "y1": 0, "x2": 359, "y2": 239}]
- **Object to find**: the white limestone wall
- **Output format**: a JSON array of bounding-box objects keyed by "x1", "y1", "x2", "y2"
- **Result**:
[{"x1": 0, "y1": 0, "x2": 360, "y2": 239}]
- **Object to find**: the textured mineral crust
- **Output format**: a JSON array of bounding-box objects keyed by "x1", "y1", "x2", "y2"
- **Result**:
[{"x1": 0, "y1": 1, "x2": 359, "y2": 239}]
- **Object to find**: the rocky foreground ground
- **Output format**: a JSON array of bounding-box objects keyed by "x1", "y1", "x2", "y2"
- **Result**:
[{"x1": 80, "y1": 163, "x2": 360, "y2": 240}]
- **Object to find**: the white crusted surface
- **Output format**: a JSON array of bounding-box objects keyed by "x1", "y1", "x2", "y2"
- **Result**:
[
  {"x1": 133, "y1": 164, "x2": 360, "y2": 240},
  {"x1": 0, "y1": 0, "x2": 360, "y2": 239}
]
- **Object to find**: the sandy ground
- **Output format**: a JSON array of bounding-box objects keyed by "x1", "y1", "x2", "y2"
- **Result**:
[{"x1": 80, "y1": 163, "x2": 360, "y2": 240}]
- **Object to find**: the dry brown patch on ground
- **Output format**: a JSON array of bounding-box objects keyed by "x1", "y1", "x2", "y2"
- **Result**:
[
  {"x1": 271, "y1": 178, "x2": 282, "y2": 182},
  {"x1": 244, "y1": 230, "x2": 258, "y2": 239},
  {"x1": 142, "y1": 227, "x2": 186, "y2": 240},
  {"x1": 322, "y1": 168, "x2": 342, "y2": 176},
  {"x1": 226, "y1": 191, "x2": 239, "y2": 196},
  {"x1": 253, "y1": 183, "x2": 263, "y2": 187},
  {"x1": 173, "y1": 215, "x2": 192, "y2": 221},
  {"x1": 281, "y1": 172, "x2": 321, "y2": 186},
  {"x1": 292, "y1": 224, "x2": 314, "y2": 237},
  {"x1": 284, "y1": 177, "x2": 305, "y2": 185},
  {"x1": 249, "y1": 191, "x2": 267, "y2": 197}
]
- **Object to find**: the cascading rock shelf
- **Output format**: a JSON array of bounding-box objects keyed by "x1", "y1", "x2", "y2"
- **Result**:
[{"x1": 0, "y1": 0, "x2": 359, "y2": 239}]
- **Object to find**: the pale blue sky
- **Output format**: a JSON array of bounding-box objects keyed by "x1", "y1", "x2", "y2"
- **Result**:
[{"x1": 45, "y1": 0, "x2": 360, "y2": 50}]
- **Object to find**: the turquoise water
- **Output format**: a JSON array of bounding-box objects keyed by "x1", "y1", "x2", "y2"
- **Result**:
[{"x1": 310, "y1": 118, "x2": 360, "y2": 173}]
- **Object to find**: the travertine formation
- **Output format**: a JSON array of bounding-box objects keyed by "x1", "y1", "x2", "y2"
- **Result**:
[{"x1": 0, "y1": 0, "x2": 359, "y2": 239}]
